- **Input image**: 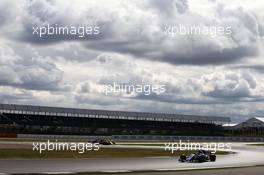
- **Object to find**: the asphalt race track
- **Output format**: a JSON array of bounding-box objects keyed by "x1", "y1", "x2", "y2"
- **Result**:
[{"x1": 0, "y1": 143, "x2": 264, "y2": 174}]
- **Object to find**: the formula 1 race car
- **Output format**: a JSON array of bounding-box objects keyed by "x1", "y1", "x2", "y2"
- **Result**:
[
  {"x1": 92, "y1": 138, "x2": 116, "y2": 145},
  {"x1": 178, "y1": 150, "x2": 216, "y2": 163}
]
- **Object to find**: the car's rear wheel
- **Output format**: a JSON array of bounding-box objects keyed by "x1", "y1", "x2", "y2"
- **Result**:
[{"x1": 210, "y1": 154, "x2": 216, "y2": 161}]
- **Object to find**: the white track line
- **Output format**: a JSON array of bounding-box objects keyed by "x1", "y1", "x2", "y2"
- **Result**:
[
  {"x1": 38, "y1": 172, "x2": 74, "y2": 174},
  {"x1": 101, "y1": 170, "x2": 132, "y2": 173},
  {"x1": 154, "y1": 164, "x2": 256, "y2": 171}
]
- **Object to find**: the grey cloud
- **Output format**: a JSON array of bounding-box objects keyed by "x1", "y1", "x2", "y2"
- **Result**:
[
  {"x1": 0, "y1": 92, "x2": 34, "y2": 104},
  {"x1": 79, "y1": 82, "x2": 91, "y2": 93},
  {"x1": 2, "y1": 0, "x2": 102, "y2": 44},
  {"x1": 85, "y1": 41, "x2": 257, "y2": 65},
  {"x1": 81, "y1": 1, "x2": 259, "y2": 66},
  {"x1": 201, "y1": 71, "x2": 257, "y2": 99},
  {"x1": 75, "y1": 94, "x2": 122, "y2": 107},
  {"x1": 174, "y1": 0, "x2": 188, "y2": 14},
  {"x1": 231, "y1": 65, "x2": 264, "y2": 74},
  {"x1": 0, "y1": 64, "x2": 65, "y2": 91},
  {"x1": 241, "y1": 71, "x2": 257, "y2": 89},
  {"x1": 133, "y1": 93, "x2": 229, "y2": 105},
  {"x1": 0, "y1": 1, "x2": 18, "y2": 27},
  {"x1": 0, "y1": 0, "x2": 264, "y2": 122},
  {"x1": 146, "y1": 0, "x2": 189, "y2": 15},
  {"x1": 13, "y1": 42, "x2": 99, "y2": 63},
  {"x1": 1, "y1": 0, "x2": 259, "y2": 66},
  {"x1": 0, "y1": 43, "x2": 67, "y2": 91},
  {"x1": 204, "y1": 82, "x2": 250, "y2": 99}
]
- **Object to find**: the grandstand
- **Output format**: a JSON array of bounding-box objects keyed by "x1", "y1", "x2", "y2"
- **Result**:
[{"x1": 0, "y1": 103, "x2": 230, "y2": 136}]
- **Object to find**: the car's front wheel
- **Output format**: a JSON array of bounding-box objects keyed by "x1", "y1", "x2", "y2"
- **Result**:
[{"x1": 179, "y1": 154, "x2": 187, "y2": 162}]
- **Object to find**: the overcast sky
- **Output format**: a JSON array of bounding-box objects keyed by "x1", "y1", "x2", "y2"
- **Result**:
[{"x1": 0, "y1": 0, "x2": 264, "y2": 122}]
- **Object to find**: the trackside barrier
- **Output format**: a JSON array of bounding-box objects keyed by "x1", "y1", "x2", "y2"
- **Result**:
[
  {"x1": 17, "y1": 134, "x2": 111, "y2": 140},
  {"x1": 17, "y1": 134, "x2": 264, "y2": 142},
  {"x1": 112, "y1": 135, "x2": 264, "y2": 142}
]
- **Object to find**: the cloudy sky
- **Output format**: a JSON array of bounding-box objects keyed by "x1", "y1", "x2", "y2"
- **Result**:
[{"x1": 0, "y1": 0, "x2": 264, "y2": 122}]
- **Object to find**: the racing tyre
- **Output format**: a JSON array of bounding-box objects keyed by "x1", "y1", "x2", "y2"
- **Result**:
[
  {"x1": 179, "y1": 154, "x2": 186, "y2": 162},
  {"x1": 209, "y1": 154, "x2": 216, "y2": 162}
]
